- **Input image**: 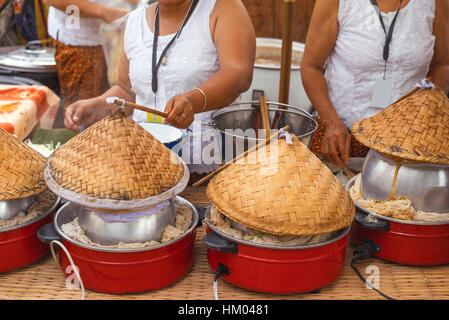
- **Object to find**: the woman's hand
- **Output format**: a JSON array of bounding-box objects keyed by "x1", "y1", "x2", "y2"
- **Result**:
[
  {"x1": 64, "y1": 98, "x2": 109, "y2": 132},
  {"x1": 163, "y1": 93, "x2": 195, "y2": 129},
  {"x1": 321, "y1": 118, "x2": 351, "y2": 168}
]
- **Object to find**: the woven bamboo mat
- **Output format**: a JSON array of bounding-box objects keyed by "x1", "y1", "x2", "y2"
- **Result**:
[{"x1": 1, "y1": 186, "x2": 449, "y2": 300}]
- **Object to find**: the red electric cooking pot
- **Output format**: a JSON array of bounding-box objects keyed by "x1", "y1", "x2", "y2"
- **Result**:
[
  {"x1": 37, "y1": 196, "x2": 203, "y2": 294},
  {"x1": 348, "y1": 176, "x2": 449, "y2": 266},
  {"x1": 201, "y1": 206, "x2": 350, "y2": 294},
  {"x1": 0, "y1": 197, "x2": 60, "y2": 273}
]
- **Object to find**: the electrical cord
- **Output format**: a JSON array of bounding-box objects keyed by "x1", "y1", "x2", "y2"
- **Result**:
[
  {"x1": 351, "y1": 240, "x2": 395, "y2": 300},
  {"x1": 213, "y1": 263, "x2": 229, "y2": 300},
  {"x1": 50, "y1": 240, "x2": 85, "y2": 300}
]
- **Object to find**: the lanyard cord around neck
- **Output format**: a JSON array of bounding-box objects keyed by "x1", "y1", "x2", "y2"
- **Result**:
[
  {"x1": 371, "y1": 0, "x2": 403, "y2": 79},
  {"x1": 151, "y1": 0, "x2": 199, "y2": 94}
]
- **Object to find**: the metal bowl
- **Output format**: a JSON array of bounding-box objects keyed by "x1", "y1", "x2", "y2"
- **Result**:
[
  {"x1": 361, "y1": 150, "x2": 449, "y2": 213},
  {"x1": 78, "y1": 200, "x2": 177, "y2": 245},
  {"x1": 208, "y1": 101, "x2": 317, "y2": 159},
  {"x1": 347, "y1": 175, "x2": 449, "y2": 226},
  {"x1": 52, "y1": 196, "x2": 198, "y2": 252},
  {"x1": 0, "y1": 196, "x2": 35, "y2": 220}
]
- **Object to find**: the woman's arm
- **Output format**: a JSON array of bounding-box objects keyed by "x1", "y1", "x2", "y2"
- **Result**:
[
  {"x1": 164, "y1": 0, "x2": 255, "y2": 129},
  {"x1": 43, "y1": 0, "x2": 128, "y2": 23},
  {"x1": 429, "y1": 0, "x2": 449, "y2": 93},
  {"x1": 64, "y1": 51, "x2": 135, "y2": 131},
  {"x1": 300, "y1": 0, "x2": 350, "y2": 167}
]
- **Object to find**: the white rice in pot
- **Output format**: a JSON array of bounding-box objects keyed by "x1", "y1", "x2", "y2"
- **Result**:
[{"x1": 207, "y1": 206, "x2": 339, "y2": 246}]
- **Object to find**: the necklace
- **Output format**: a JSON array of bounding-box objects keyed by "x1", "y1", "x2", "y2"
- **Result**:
[{"x1": 151, "y1": 0, "x2": 198, "y2": 94}]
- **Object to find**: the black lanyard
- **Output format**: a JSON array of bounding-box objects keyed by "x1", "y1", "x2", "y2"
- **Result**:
[
  {"x1": 151, "y1": 0, "x2": 199, "y2": 93},
  {"x1": 371, "y1": 0, "x2": 403, "y2": 77}
]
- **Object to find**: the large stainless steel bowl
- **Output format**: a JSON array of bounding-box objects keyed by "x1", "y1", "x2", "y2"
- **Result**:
[
  {"x1": 0, "y1": 196, "x2": 35, "y2": 220},
  {"x1": 208, "y1": 101, "x2": 317, "y2": 159},
  {"x1": 77, "y1": 200, "x2": 176, "y2": 245},
  {"x1": 50, "y1": 196, "x2": 199, "y2": 253},
  {"x1": 361, "y1": 149, "x2": 449, "y2": 213}
]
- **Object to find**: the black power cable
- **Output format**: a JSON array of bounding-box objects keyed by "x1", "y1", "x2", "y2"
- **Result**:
[
  {"x1": 214, "y1": 263, "x2": 229, "y2": 282},
  {"x1": 351, "y1": 239, "x2": 395, "y2": 300}
]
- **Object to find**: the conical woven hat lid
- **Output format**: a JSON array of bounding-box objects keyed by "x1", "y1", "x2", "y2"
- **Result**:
[
  {"x1": 49, "y1": 110, "x2": 184, "y2": 201},
  {"x1": 352, "y1": 86, "x2": 449, "y2": 165},
  {"x1": 0, "y1": 128, "x2": 46, "y2": 200},
  {"x1": 206, "y1": 135, "x2": 355, "y2": 236}
]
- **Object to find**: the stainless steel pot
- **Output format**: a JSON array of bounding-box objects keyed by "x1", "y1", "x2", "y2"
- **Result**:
[
  {"x1": 240, "y1": 38, "x2": 313, "y2": 114},
  {"x1": 347, "y1": 175, "x2": 449, "y2": 226},
  {"x1": 208, "y1": 101, "x2": 317, "y2": 159},
  {"x1": 0, "y1": 40, "x2": 56, "y2": 73},
  {"x1": 44, "y1": 196, "x2": 200, "y2": 253},
  {"x1": 0, "y1": 196, "x2": 35, "y2": 220},
  {"x1": 361, "y1": 150, "x2": 449, "y2": 213},
  {"x1": 77, "y1": 200, "x2": 177, "y2": 245},
  {"x1": 0, "y1": 40, "x2": 59, "y2": 94}
]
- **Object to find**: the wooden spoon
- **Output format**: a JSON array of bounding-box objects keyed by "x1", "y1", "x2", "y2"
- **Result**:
[
  {"x1": 259, "y1": 95, "x2": 270, "y2": 138},
  {"x1": 108, "y1": 98, "x2": 168, "y2": 118}
]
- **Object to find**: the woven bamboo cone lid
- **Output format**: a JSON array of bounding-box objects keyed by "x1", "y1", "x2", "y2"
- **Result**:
[
  {"x1": 49, "y1": 110, "x2": 184, "y2": 201},
  {"x1": 206, "y1": 135, "x2": 355, "y2": 236},
  {"x1": 352, "y1": 86, "x2": 449, "y2": 165},
  {"x1": 0, "y1": 128, "x2": 46, "y2": 200}
]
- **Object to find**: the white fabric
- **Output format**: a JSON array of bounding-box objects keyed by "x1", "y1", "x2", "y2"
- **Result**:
[
  {"x1": 124, "y1": 0, "x2": 223, "y2": 173},
  {"x1": 48, "y1": 3, "x2": 103, "y2": 46},
  {"x1": 325, "y1": 0, "x2": 435, "y2": 129},
  {"x1": 47, "y1": 0, "x2": 133, "y2": 46}
]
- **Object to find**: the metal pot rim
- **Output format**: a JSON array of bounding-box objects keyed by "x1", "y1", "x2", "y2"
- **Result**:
[
  {"x1": 0, "y1": 65, "x2": 58, "y2": 73},
  {"x1": 53, "y1": 196, "x2": 199, "y2": 253},
  {"x1": 0, "y1": 196, "x2": 61, "y2": 234},
  {"x1": 210, "y1": 101, "x2": 318, "y2": 141},
  {"x1": 370, "y1": 150, "x2": 449, "y2": 168},
  {"x1": 346, "y1": 175, "x2": 449, "y2": 226},
  {"x1": 204, "y1": 206, "x2": 350, "y2": 250}
]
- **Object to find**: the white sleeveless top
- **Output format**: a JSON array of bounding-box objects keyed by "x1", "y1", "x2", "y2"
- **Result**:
[
  {"x1": 124, "y1": 1, "x2": 220, "y2": 123},
  {"x1": 124, "y1": 0, "x2": 222, "y2": 173},
  {"x1": 325, "y1": 0, "x2": 435, "y2": 129},
  {"x1": 48, "y1": 2, "x2": 103, "y2": 46}
]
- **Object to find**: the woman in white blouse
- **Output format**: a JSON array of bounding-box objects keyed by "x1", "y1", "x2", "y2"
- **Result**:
[
  {"x1": 301, "y1": 0, "x2": 449, "y2": 168},
  {"x1": 64, "y1": 0, "x2": 255, "y2": 176},
  {"x1": 44, "y1": 0, "x2": 135, "y2": 107}
]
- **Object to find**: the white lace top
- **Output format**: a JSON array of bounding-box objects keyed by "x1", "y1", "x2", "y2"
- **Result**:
[
  {"x1": 124, "y1": 1, "x2": 219, "y2": 123},
  {"x1": 124, "y1": 0, "x2": 222, "y2": 173},
  {"x1": 325, "y1": 0, "x2": 435, "y2": 129},
  {"x1": 48, "y1": 2, "x2": 103, "y2": 46}
]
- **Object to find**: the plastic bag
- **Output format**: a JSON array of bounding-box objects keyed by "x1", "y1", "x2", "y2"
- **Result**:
[
  {"x1": 97, "y1": 0, "x2": 135, "y2": 86},
  {"x1": 99, "y1": 13, "x2": 128, "y2": 87}
]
